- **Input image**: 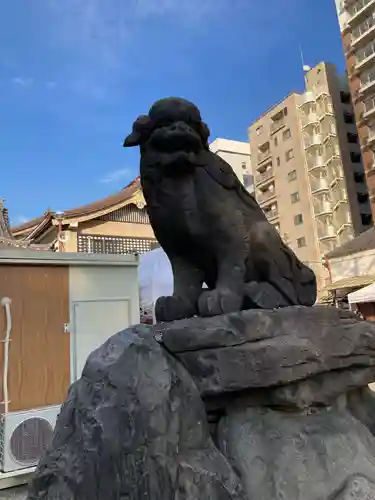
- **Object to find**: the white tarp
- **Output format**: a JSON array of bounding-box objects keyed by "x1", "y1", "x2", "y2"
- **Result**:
[
  {"x1": 139, "y1": 247, "x2": 173, "y2": 323},
  {"x1": 138, "y1": 247, "x2": 208, "y2": 323},
  {"x1": 348, "y1": 282, "x2": 375, "y2": 304}
]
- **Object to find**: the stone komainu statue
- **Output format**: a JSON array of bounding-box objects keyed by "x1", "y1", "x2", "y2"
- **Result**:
[{"x1": 124, "y1": 97, "x2": 317, "y2": 322}]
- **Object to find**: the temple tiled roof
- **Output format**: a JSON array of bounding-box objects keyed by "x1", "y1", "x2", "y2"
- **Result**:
[
  {"x1": 11, "y1": 177, "x2": 142, "y2": 236},
  {"x1": 61, "y1": 177, "x2": 141, "y2": 219},
  {"x1": 1, "y1": 201, "x2": 55, "y2": 251}
]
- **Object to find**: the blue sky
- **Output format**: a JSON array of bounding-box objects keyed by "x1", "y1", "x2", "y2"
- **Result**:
[{"x1": 0, "y1": 0, "x2": 345, "y2": 225}]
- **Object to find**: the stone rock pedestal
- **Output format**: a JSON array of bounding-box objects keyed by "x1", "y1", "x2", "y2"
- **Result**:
[{"x1": 28, "y1": 307, "x2": 375, "y2": 499}]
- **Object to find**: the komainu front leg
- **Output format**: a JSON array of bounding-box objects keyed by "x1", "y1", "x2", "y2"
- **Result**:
[
  {"x1": 198, "y1": 251, "x2": 245, "y2": 317},
  {"x1": 155, "y1": 256, "x2": 203, "y2": 322}
]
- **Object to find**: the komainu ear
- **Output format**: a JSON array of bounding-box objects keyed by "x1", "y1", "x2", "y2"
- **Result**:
[
  {"x1": 200, "y1": 122, "x2": 210, "y2": 148},
  {"x1": 123, "y1": 115, "x2": 152, "y2": 147}
]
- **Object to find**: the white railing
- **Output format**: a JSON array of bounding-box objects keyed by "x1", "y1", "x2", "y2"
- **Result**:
[
  {"x1": 360, "y1": 67, "x2": 375, "y2": 91},
  {"x1": 310, "y1": 178, "x2": 329, "y2": 192},
  {"x1": 304, "y1": 134, "x2": 323, "y2": 148},
  {"x1": 352, "y1": 13, "x2": 375, "y2": 44},
  {"x1": 257, "y1": 190, "x2": 276, "y2": 204},
  {"x1": 307, "y1": 155, "x2": 325, "y2": 170},
  {"x1": 317, "y1": 225, "x2": 336, "y2": 239},
  {"x1": 364, "y1": 96, "x2": 375, "y2": 114},
  {"x1": 255, "y1": 169, "x2": 274, "y2": 185},
  {"x1": 299, "y1": 92, "x2": 315, "y2": 106},
  {"x1": 356, "y1": 39, "x2": 375, "y2": 66},
  {"x1": 348, "y1": 0, "x2": 375, "y2": 23},
  {"x1": 314, "y1": 200, "x2": 333, "y2": 215},
  {"x1": 300, "y1": 113, "x2": 318, "y2": 127},
  {"x1": 257, "y1": 150, "x2": 271, "y2": 163},
  {"x1": 265, "y1": 209, "x2": 278, "y2": 220}
]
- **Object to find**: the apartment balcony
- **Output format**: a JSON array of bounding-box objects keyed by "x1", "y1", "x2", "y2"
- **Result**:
[
  {"x1": 363, "y1": 97, "x2": 375, "y2": 119},
  {"x1": 299, "y1": 92, "x2": 315, "y2": 107},
  {"x1": 317, "y1": 224, "x2": 336, "y2": 240},
  {"x1": 324, "y1": 144, "x2": 341, "y2": 165},
  {"x1": 314, "y1": 86, "x2": 329, "y2": 101},
  {"x1": 359, "y1": 71, "x2": 375, "y2": 94},
  {"x1": 328, "y1": 163, "x2": 344, "y2": 185},
  {"x1": 270, "y1": 119, "x2": 285, "y2": 134},
  {"x1": 310, "y1": 177, "x2": 329, "y2": 194},
  {"x1": 255, "y1": 169, "x2": 274, "y2": 186},
  {"x1": 364, "y1": 127, "x2": 375, "y2": 147},
  {"x1": 337, "y1": 224, "x2": 354, "y2": 244},
  {"x1": 257, "y1": 150, "x2": 272, "y2": 164},
  {"x1": 304, "y1": 134, "x2": 323, "y2": 149},
  {"x1": 300, "y1": 112, "x2": 318, "y2": 128},
  {"x1": 321, "y1": 126, "x2": 337, "y2": 143},
  {"x1": 307, "y1": 155, "x2": 325, "y2": 172},
  {"x1": 351, "y1": 16, "x2": 375, "y2": 49},
  {"x1": 320, "y1": 239, "x2": 337, "y2": 256},
  {"x1": 264, "y1": 208, "x2": 279, "y2": 221},
  {"x1": 356, "y1": 44, "x2": 375, "y2": 71},
  {"x1": 347, "y1": 0, "x2": 375, "y2": 27},
  {"x1": 332, "y1": 188, "x2": 349, "y2": 207},
  {"x1": 314, "y1": 200, "x2": 333, "y2": 217},
  {"x1": 257, "y1": 190, "x2": 276, "y2": 205},
  {"x1": 317, "y1": 102, "x2": 334, "y2": 118},
  {"x1": 333, "y1": 207, "x2": 352, "y2": 232}
]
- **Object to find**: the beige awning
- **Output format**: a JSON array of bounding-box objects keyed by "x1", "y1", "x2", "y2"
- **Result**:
[{"x1": 325, "y1": 275, "x2": 375, "y2": 291}]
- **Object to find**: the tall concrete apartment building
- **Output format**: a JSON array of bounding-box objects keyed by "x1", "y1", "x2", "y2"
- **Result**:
[
  {"x1": 249, "y1": 62, "x2": 371, "y2": 297},
  {"x1": 210, "y1": 138, "x2": 254, "y2": 193},
  {"x1": 335, "y1": 0, "x2": 375, "y2": 220}
]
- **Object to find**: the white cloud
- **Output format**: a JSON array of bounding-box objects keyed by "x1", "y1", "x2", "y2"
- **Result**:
[
  {"x1": 40, "y1": 0, "x2": 235, "y2": 98},
  {"x1": 11, "y1": 77, "x2": 33, "y2": 87},
  {"x1": 100, "y1": 168, "x2": 132, "y2": 184},
  {"x1": 35, "y1": 0, "x2": 298, "y2": 104}
]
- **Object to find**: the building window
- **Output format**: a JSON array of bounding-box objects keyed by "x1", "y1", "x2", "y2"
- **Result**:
[
  {"x1": 242, "y1": 161, "x2": 247, "y2": 170},
  {"x1": 77, "y1": 234, "x2": 156, "y2": 255},
  {"x1": 287, "y1": 170, "x2": 297, "y2": 182},
  {"x1": 340, "y1": 91, "x2": 351, "y2": 104},
  {"x1": 274, "y1": 136, "x2": 278, "y2": 147},
  {"x1": 343, "y1": 111, "x2": 354, "y2": 124},
  {"x1": 283, "y1": 107, "x2": 288, "y2": 116},
  {"x1": 297, "y1": 236, "x2": 306, "y2": 248},
  {"x1": 283, "y1": 128, "x2": 291, "y2": 140},
  {"x1": 285, "y1": 149, "x2": 294, "y2": 161},
  {"x1": 276, "y1": 157, "x2": 281, "y2": 166},
  {"x1": 347, "y1": 132, "x2": 358, "y2": 144},
  {"x1": 294, "y1": 213, "x2": 303, "y2": 225},
  {"x1": 291, "y1": 192, "x2": 300, "y2": 203},
  {"x1": 256, "y1": 125, "x2": 263, "y2": 136},
  {"x1": 351, "y1": 151, "x2": 362, "y2": 163},
  {"x1": 354, "y1": 172, "x2": 365, "y2": 183},
  {"x1": 357, "y1": 192, "x2": 369, "y2": 204},
  {"x1": 361, "y1": 213, "x2": 372, "y2": 225}
]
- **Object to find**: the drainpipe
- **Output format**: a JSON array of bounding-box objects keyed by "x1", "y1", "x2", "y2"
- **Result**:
[{"x1": 1, "y1": 297, "x2": 12, "y2": 414}]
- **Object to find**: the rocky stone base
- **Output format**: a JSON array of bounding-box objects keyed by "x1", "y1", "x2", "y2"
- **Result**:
[{"x1": 27, "y1": 307, "x2": 375, "y2": 499}]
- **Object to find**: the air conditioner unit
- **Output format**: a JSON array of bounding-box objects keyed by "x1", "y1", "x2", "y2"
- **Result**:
[{"x1": 0, "y1": 405, "x2": 61, "y2": 473}]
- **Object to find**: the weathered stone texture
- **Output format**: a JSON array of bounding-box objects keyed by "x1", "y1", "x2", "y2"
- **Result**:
[{"x1": 28, "y1": 307, "x2": 375, "y2": 499}]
